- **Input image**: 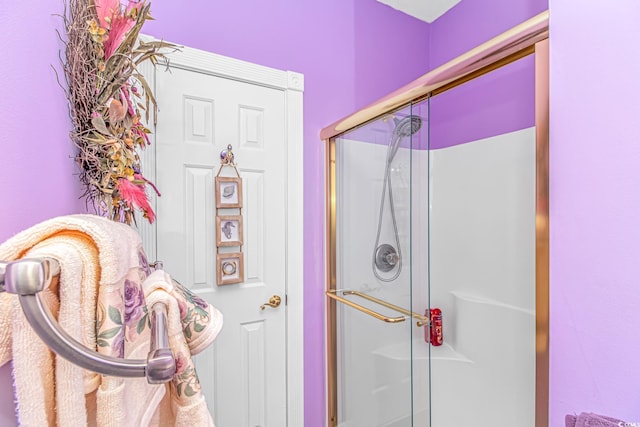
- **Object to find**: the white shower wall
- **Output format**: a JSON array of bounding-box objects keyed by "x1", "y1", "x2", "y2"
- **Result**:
[
  {"x1": 427, "y1": 127, "x2": 536, "y2": 425},
  {"x1": 336, "y1": 127, "x2": 536, "y2": 426}
]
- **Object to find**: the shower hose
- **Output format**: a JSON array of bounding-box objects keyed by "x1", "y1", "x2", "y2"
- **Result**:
[{"x1": 372, "y1": 134, "x2": 403, "y2": 282}]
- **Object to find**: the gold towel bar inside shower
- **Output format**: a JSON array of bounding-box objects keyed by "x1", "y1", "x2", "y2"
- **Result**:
[{"x1": 326, "y1": 289, "x2": 429, "y2": 327}]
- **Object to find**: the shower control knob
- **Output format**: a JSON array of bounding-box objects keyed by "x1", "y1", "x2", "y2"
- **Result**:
[
  {"x1": 374, "y1": 244, "x2": 400, "y2": 273},
  {"x1": 385, "y1": 253, "x2": 398, "y2": 266}
]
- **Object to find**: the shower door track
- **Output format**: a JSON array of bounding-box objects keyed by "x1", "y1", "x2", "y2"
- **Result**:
[{"x1": 323, "y1": 10, "x2": 550, "y2": 427}]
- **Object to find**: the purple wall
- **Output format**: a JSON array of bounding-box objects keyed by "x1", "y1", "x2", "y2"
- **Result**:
[
  {"x1": 0, "y1": 1, "x2": 428, "y2": 425},
  {"x1": 1, "y1": 2, "x2": 85, "y2": 425},
  {"x1": 354, "y1": 0, "x2": 430, "y2": 108},
  {"x1": 0, "y1": 2, "x2": 85, "y2": 244},
  {"x1": 549, "y1": 1, "x2": 640, "y2": 423}
]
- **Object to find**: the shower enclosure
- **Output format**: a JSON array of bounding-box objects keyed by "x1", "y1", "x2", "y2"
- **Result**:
[{"x1": 323, "y1": 12, "x2": 549, "y2": 427}]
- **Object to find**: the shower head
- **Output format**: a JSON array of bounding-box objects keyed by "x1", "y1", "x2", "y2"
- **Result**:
[
  {"x1": 393, "y1": 115, "x2": 422, "y2": 137},
  {"x1": 387, "y1": 115, "x2": 422, "y2": 162}
]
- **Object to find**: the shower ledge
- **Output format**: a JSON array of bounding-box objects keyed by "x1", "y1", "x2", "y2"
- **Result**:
[
  {"x1": 372, "y1": 340, "x2": 473, "y2": 364},
  {"x1": 449, "y1": 290, "x2": 535, "y2": 316}
]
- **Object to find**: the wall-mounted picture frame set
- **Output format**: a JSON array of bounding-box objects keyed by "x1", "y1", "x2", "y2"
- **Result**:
[{"x1": 215, "y1": 146, "x2": 245, "y2": 286}]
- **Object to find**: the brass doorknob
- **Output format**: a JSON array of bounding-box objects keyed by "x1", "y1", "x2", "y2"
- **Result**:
[{"x1": 260, "y1": 295, "x2": 282, "y2": 310}]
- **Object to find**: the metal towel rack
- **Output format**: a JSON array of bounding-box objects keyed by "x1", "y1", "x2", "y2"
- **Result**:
[
  {"x1": 0, "y1": 258, "x2": 175, "y2": 384},
  {"x1": 327, "y1": 289, "x2": 429, "y2": 327}
]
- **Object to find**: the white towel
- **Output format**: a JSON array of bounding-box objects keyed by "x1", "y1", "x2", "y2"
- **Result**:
[
  {"x1": 30, "y1": 233, "x2": 99, "y2": 426},
  {"x1": 5, "y1": 230, "x2": 99, "y2": 426},
  {"x1": 0, "y1": 294, "x2": 13, "y2": 368}
]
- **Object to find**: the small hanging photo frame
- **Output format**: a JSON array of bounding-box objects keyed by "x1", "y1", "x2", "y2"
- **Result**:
[
  {"x1": 217, "y1": 252, "x2": 244, "y2": 285},
  {"x1": 216, "y1": 215, "x2": 243, "y2": 247},
  {"x1": 215, "y1": 176, "x2": 243, "y2": 208}
]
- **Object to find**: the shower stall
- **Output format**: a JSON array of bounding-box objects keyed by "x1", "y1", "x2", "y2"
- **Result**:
[{"x1": 323, "y1": 12, "x2": 549, "y2": 427}]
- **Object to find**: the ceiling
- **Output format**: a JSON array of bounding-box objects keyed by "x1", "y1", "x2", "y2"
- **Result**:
[{"x1": 377, "y1": 0, "x2": 462, "y2": 23}]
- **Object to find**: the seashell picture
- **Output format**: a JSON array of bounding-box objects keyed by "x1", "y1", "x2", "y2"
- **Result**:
[
  {"x1": 216, "y1": 215, "x2": 243, "y2": 247},
  {"x1": 222, "y1": 185, "x2": 235, "y2": 199},
  {"x1": 215, "y1": 176, "x2": 243, "y2": 208},
  {"x1": 222, "y1": 260, "x2": 237, "y2": 275},
  {"x1": 216, "y1": 252, "x2": 244, "y2": 285}
]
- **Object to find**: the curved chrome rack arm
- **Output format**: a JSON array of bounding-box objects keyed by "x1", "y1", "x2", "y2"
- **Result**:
[{"x1": 0, "y1": 258, "x2": 175, "y2": 384}]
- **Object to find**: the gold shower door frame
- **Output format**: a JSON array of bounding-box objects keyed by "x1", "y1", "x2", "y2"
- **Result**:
[{"x1": 322, "y1": 11, "x2": 550, "y2": 427}]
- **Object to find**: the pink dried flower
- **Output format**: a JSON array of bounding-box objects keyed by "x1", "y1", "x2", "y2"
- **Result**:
[
  {"x1": 133, "y1": 125, "x2": 151, "y2": 147},
  {"x1": 118, "y1": 178, "x2": 156, "y2": 223},
  {"x1": 126, "y1": 0, "x2": 143, "y2": 16},
  {"x1": 134, "y1": 173, "x2": 161, "y2": 197},
  {"x1": 94, "y1": 0, "x2": 121, "y2": 29},
  {"x1": 104, "y1": 13, "x2": 136, "y2": 59},
  {"x1": 121, "y1": 86, "x2": 136, "y2": 117}
]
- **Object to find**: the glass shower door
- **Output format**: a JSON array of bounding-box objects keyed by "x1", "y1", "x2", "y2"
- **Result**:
[
  {"x1": 326, "y1": 19, "x2": 548, "y2": 426},
  {"x1": 329, "y1": 104, "x2": 428, "y2": 426},
  {"x1": 424, "y1": 54, "x2": 538, "y2": 425}
]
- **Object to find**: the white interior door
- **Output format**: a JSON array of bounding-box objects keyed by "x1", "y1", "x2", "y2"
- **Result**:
[{"x1": 153, "y1": 63, "x2": 288, "y2": 426}]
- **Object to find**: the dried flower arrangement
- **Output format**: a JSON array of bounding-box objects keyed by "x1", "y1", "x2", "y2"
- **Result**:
[{"x1": 60, "y1": 0, "x2": 175, "y2": 224}]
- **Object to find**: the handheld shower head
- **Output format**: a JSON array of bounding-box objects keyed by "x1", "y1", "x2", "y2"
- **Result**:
[
  {"x1": 387, "y1": 115, "x2": 422, "y2": 162},
  {"x1": 393, "y1": 115, "x2": 422, "y2": 138}
]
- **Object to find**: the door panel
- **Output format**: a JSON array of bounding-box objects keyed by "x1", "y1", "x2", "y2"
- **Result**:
[{"x1": 154, "y1": 66, "x2": 287, "y2": 426}]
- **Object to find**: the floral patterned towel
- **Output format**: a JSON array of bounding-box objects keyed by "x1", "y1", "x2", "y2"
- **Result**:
[
  {"x1": 95, "y1": 252, "x2": 224, "y2": 360},
  {"x1": 171, "y1": 278, "x2": 223, "y2": 355},
  {"x1": 142, "y1": 270, "x2": 220, "y2": 426},
  {"x1": 95, "y1": 249, "x2": 151, "y2": 359}
]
